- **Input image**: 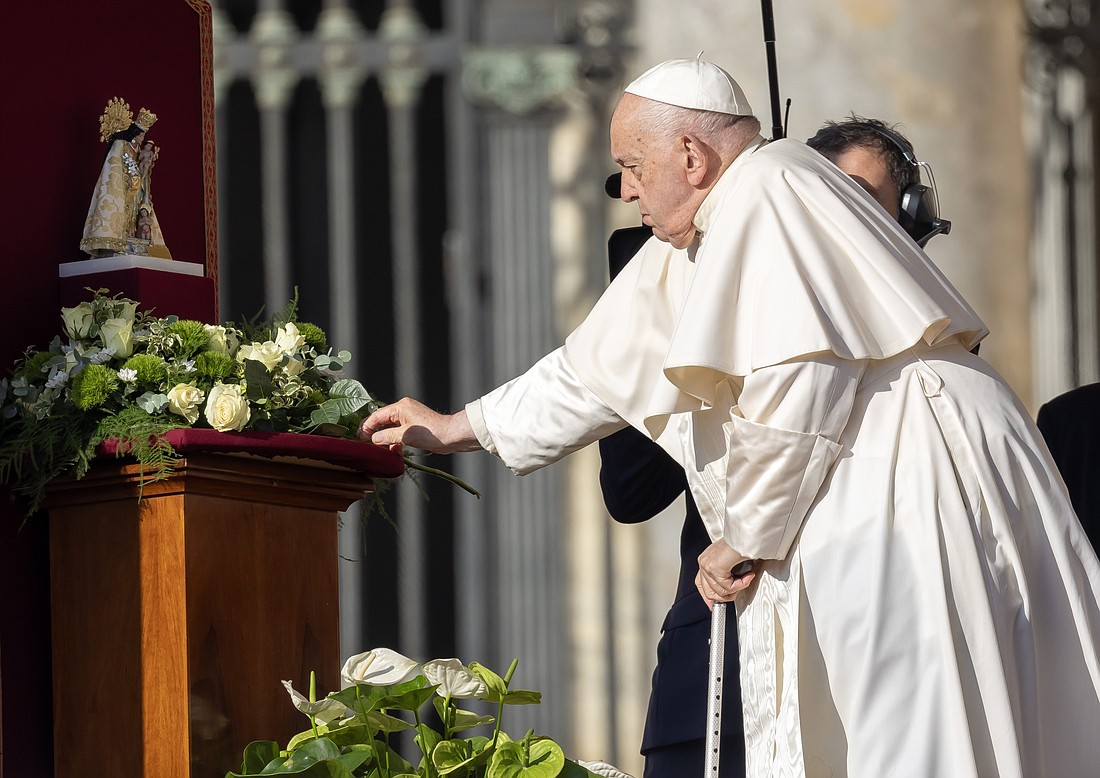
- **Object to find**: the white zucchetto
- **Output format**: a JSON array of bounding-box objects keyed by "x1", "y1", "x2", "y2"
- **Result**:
[{"x1": 624, "y1": 57, "x2": 753, "y2": 116}]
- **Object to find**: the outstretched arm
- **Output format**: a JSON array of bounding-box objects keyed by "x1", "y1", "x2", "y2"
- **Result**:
[{"x1": 358, "y1": 398, "x2": 482, "y2": 454}]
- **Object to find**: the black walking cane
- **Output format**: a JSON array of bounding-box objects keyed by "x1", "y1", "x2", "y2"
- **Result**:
[{"x1": 703, "y1": 3, "x2": 788, "y2": 775}]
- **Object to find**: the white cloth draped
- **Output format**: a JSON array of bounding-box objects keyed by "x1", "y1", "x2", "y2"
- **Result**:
[{"x1": 467, "y1": 136, "x2": 1100, "y2": 776}]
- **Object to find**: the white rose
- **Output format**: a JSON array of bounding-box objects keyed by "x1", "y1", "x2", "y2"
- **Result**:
[
  {"x1": 274, "y1": 322, "x2": 306, "y2": 356},
  {"x1": 204, "y1": 383, "x2": 250, "y2": 432},
  {"x1": 284, "y1": 357, "x2": 305, "y2": 377},
  {"x1": 100, "y1": 317, "x2": 134, "y2": 358},
  {"x1": 60, "y1": 303, "x2": 94, "y2": 340},
  {"x1": 341, "y1": 648, "x2": 420, "y2": 689},
  {"x1": 421, "y1": 658, "x2": 489, "y2": 699},
  {"x1": 204, "y1": 324, "x2": 231, "y2": 355},
  {"x1": 167, "y1": 383, "x2": 205, "y2": 424},
  {"x1": 237, "y1": 341, "x2": 283, "y2": 371},
  {"x1": 116, "y1": 301, "x2": 138, "y2": 322}
]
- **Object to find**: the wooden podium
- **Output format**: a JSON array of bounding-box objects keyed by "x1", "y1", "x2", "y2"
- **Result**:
[{"x1": 45, "y1": 438, "x2": 402, "y2": 778}]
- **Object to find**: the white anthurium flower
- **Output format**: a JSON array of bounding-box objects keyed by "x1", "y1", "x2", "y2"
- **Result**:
[
  {"x1": 100, "y1": 317, "x2": 134, "y2": 358},
  {"x1": 341, "y1": 648, "x2": 421, "y2": 689},
  {"x1": 274, "y1": 322, "x2": 306, "y2": 356},
  {"x1": 421, "y1": 658, "x2": 489, "y2": 700},
  {"x1": 281, "y1": 680, "x2": 351, "y2": 726}
]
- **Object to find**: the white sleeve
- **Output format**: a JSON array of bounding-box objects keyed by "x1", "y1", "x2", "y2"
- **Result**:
[
  {"x1": 465, "y1": 347, "x2": 627, "y2": 476},
  {"x1": 710, "y1": 355, "x2": 865, "y2": 560}
]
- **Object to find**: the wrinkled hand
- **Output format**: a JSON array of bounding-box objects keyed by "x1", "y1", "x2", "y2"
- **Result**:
[
  {"x1": 696, "y1": 539, "x2": 756, "y2": 610},
  {"x1": 357, "y1": 397, "x2": 480, "y2": 455}
]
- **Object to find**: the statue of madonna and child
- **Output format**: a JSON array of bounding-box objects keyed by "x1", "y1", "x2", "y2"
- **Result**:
[{"x1": 80, "y1": 97, "x2": 172, "y2": 259}]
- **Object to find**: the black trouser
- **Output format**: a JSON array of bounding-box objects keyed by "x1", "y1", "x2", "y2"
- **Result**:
[{"x1": 643, "y1": 734, "x2": 745, "y2": 778}]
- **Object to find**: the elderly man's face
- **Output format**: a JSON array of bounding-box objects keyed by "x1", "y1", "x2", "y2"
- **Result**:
[
  {"x1": 610, "y1": 95, "x2": 700, "y2": 248},
  {"x1": 826, "y1": 145, "x2": 900, "y2": 220}
]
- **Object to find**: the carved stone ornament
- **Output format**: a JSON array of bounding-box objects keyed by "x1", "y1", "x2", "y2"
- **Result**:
[{"x1": 461, "y1": 47, "x2": 581, "y2": 116}]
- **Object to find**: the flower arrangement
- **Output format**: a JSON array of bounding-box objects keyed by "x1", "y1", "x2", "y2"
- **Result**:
[
  {"x1": 228, "y1": 647, "x2": 623, "y2": 778},
  {"x1": 0, "y1": 289, "x2": 472, "y2": 515}
]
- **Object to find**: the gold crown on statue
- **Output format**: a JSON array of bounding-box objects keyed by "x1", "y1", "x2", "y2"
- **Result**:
[
  {"x1": 135, "y1": 107, "x2": 158, "y2": 131},
  {"x1": 96, "y1": 98, "x2": 158, "y2": 142},
  {"x1": 97, "y1": 97, "x2": 132, "y2": 142}
]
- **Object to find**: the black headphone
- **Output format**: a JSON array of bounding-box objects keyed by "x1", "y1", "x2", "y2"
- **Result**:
[{"x1": 862, "y1": 124, "x2": 952, "y2": 247}]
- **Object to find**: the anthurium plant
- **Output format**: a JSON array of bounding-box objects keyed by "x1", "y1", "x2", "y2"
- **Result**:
[{"x1": 227, "y1": 648, "x2": 609, "y2": 778}]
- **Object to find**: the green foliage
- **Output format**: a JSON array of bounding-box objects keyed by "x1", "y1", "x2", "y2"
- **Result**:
[
  {"x1": 71, "y1": 364, "x2": 119, "y2": 410},
  {"x1": 0, "y1": 288, "x2": 478, "y2": 518},
  {"x1": 165, "y1": 319, "x2": 212, "y2": 359},
  {"x1": 123, "y1": 353, "x2": 168, "y2": 386},
  {"x1": 228, "y1": 655, "x2": 600, "y2": 778},
  {"x1": 194, "y1": 350, "x2": 237, "y2": 383},
  {"x1": 297, "y1": 321, "x2": 328, "y2": 351},
  {"x1": 0, "y1": 290, "x2": 388, "y2": 517}
]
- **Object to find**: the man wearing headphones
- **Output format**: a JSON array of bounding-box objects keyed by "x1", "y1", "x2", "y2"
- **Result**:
[
  {"x1": 806, "y1": 115, "x2": 951, "y2": 247},
  {"x1": 598, "y1": 115, "x2": 949, "y2": 778}
]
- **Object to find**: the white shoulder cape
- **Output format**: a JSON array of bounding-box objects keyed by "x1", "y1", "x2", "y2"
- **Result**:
[{"x1": 565, "y1": 138, "x2": 988, "y2": 437}]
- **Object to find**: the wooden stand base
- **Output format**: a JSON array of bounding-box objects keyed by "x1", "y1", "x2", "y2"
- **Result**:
[{"x1": 46, "y1": 453, "x2": 377, "y2": 778}]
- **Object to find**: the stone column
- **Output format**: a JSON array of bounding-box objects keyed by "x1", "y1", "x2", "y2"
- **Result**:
[
  {"x1": 316, "y1": 0, "x2": 370, "y2": 663},
  {"x1": 250, "y1": 0, "x2": 299, "y2": 316},
  {"x1": 381, "y1": 1, "x2": 431, "y2": 660},
  {"x1": 461, "y1": 45, "x2": 580, "y2": 739}
]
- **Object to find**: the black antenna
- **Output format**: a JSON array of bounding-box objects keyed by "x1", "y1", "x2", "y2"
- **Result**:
[{"x1": 761, "y1": 0, "x2": 785, "y2": 140}]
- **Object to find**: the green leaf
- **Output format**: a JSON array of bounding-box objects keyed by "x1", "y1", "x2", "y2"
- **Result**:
[
  {"x1": 367, "y1": 710, "x2": 413, "y2": 733},
  {"x1": 486, "y1": 738, "x2": 565, "y2": 778},
  {"x1": 468, "y1": 662, "x2": 509, "y2": 698},
  {"x1": 321, "y1": 379, "x2": 371, "y2": 416},
  {"x1": 431, "y1": 738, "x2": 494, "y2": 776},
  {"x1": 135, "y1": 391, "x2": 168, "y2": 413},
  {"x1": 240, "y1": 740, "x2": 281, "y2": 774},
  {"x1": 558, "y1": 760, "x2": 602, "y2": 778},
  {"x1": 243, "y1": 359, "x2": 276, "y2": 401},
  {"x1": 450, "y1": 707, "x2": 495, "y2": 732},
  {"x1": 501, "y1": 689, "x2": 542, "y2": 706}
]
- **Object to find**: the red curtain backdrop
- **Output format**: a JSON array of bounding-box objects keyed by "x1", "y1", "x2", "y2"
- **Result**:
[{"x1": 1, "y1": 3, "x2": 216, "y2": 775}]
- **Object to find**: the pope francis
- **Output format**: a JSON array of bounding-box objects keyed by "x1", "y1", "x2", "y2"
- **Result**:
[{"x1": 360, "y1": 58, "x2": 1100, "y2": 777}]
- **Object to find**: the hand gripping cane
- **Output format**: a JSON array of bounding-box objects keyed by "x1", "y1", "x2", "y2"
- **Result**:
[{"x1": 704, "y1": 559, "x2": 753, "y2": 777}]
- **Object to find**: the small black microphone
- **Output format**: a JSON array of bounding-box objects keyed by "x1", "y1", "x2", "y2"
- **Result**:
[{"x1": 605, "y1": 173, "x2": 622, "y2": 199}]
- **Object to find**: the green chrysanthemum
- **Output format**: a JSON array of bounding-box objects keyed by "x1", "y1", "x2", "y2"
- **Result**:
[
  {"x1": 193, "y1": 351, "x2": 236, "y2": 383},
  {"x1": 71, "y1": 364, "x2": 119, "y2": 411},
  {"x1": 22, "y1": 351, "x2": 54, "y2": 378},
  {"x1": 296, "y1": 321, "x2": 328, "y2": 351},
  {"x1": 122, "y1": 353, "x2": 168, "y2": 386},
  {"x1": 166, "y1": 320, "x2": 211, "y2": 359}
]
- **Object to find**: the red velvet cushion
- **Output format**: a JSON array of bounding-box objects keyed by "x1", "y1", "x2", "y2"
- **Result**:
[{"x1": 100, "y1": 429, "x2": 405, "y2": 479}]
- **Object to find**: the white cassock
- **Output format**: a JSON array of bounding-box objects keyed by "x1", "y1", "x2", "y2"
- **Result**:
[{"x1": 466, "y1": 137, "x2": 1100, "y2": 777}]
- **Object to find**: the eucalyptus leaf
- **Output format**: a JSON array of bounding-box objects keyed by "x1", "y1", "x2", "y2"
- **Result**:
[{"x1": 135, "y1": 391, "x2": 169, "y2": 413}]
